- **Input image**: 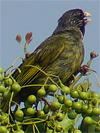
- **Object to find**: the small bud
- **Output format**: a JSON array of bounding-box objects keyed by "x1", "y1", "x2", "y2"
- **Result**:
[
  {"x1": 25, "y1": 52, "x2": 30, "y2": 58},
  {"x1": 16, "y1": 34, "x2": 22, "y2": 43},
  {"x1": 90, "y1": 51, "x2": 98, "y2": 59},
  {"x1": 25, "y1": 32, "x2": 33, "y2": 42}
]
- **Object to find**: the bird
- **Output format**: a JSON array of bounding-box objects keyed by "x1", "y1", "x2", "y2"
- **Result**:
[{"x1": 12, "y1": 8, "x2": 91, "y2": 102}]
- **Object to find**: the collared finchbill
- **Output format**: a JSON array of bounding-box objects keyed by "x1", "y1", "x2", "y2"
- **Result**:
[{"x1": 84, "y1": 11, "x2": 92, "y2": 23}]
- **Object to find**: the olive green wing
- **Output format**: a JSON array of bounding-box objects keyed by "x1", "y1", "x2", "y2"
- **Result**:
[{"x1": 13, "y1": 35, "x2": 65, "y2": 86}]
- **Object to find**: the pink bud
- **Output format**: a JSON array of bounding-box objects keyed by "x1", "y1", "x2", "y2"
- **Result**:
[
  {"x1": 25, "y1": 32, "x2": 33, "y2": 42},
  {"x1": 16, "y1": 34, "x2": 22, "y2": 43}
]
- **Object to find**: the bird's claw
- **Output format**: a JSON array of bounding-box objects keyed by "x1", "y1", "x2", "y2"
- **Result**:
[
  {"x1": 78, "y1": 65, "x2": 96, "y2": 75},
  {"x1": 78, "y1": 65, "x2": 90, "y2": 75}
]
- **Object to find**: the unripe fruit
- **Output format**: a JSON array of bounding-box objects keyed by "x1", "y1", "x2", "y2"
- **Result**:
[
  {"x1": 51, "y1": 101, "x2": 60, "y2": 111},
  {"x1": 0, "y1": 126, "x2": 7, "y2": 133},
  {"x1": 15, "y1": 109, "x2": 24, "y2": 121},
  {"x1": 25, "y1": 107, "x2": 36, "y2": 116},
  {"x1": 11, "y1": 82, "x2": 21, "y2": 92},
  {"x1": 92, "y1": 93, "x2": 99, "y2": 98},
  {"x1": 81, "y1": 104, "x2": 88, "y2": 113},
  {"x1": 0, "y1": 114, "x2": 9, "y2": 124},
  {"x1": 37, "y1": 88, "x2": 46, "y2": 97},
  {"x1": 64, "y1": 99, "x2": 72, "y2": 107},
  {"x1": 72, "y1": 102, "x2": 82, "y2": 110},
  {"x1": 4, "y1": 78, "x2": 12, "y2": 86},
  {"x1": 83, "y1": 116, "x2": 93, "y2": 125},
  {"x1": 86, "y1": 107, "x2": 92, "y2": 116},
  {"x1": 79, "y1": 92, "x2": 88, "y2": 100},
  {"x1": 27, "y1": 95, "x2": 36, "y2": 104},
  {"x1": 44, "y1": 104, "x2": 50, "y2": 113},
  {"x1": 0, "y1": 84, "x2": 5, "y2": 93},
  {"x1": 61, "y1": 85, "x2": 70, "y2": 94},
  {"x1": 48, "y1": 84, "x2": 57, "y2": 92},
  {"x1": 92, "y1": 107, "x2": 100, "y2": 115},
  {"x1": 58, "y1": 95, "x2": 64, "y2": 104},
  {"x1": 70, "y1": 90, "x2": 79, "y2": 98},
  {"x1": 3, "y1": 91, "x2": 11, "y2": 100},
  {"x1": 37, "y1": 110, "x2": 45, "y2": 117},
  {"x1": 56, "y1": 113, "x2": 64, "y2": 121},
  {"x1": 55, "y1": 124, "x2": 62, "y2": 132}
]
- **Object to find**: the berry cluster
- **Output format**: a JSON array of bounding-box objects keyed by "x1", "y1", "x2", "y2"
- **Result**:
[{"x1": 0, "y1": 64, "x2": 100, "y2": 133}]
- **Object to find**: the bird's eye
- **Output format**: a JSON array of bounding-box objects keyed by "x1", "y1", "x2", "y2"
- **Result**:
[{"x1": 78, "y1": 12, "x2": 83, "y2": 17}]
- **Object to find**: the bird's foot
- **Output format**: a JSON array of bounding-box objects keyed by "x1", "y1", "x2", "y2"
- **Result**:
[
  {"x1": 79, "y1": 65, "x2": 96, "y2": 76},
  {"x1": 78, "y1": 65, "x2": 90, "y2": 75}
]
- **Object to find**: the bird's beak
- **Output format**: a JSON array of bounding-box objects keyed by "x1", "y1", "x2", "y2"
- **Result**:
[
  {"x1": 84, "y1": 12, "x2": 91, "y2": 17},
  {"x1": 84, "y1": 12, "x2": 92, "y2": 23}
]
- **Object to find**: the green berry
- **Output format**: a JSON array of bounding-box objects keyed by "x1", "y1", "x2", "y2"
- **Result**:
[
  {"x1": 92, "y1": 107, "x2": 100, "y2": 116},
  {"x1": 64, "y1": 99, "x2": 72, "y2": 107},
  {"x1": 48, "y1": 84, "x2": 57, "y2": 92},
  {"x1": 4, "y1": 78, "x2": 12, "y2": 86},
  {"x1": 79, "y1": 92, "x2": 88, "y2": 100},
  {"x1": 3, "y1": 91, "x2": 11, "y2": 100},
  {"x1": 58, "y1": 95, "x2": 64, "y2": 104},
  {"x1": 56, "y1": 113, "x2": 64, "y2": 121},
  {"x1": 86, "y1": 107, "x2": 92, "y2": 116},
  {"x1": 55, "y1": 124, "x2": 62, "y2": 132},
  {"x1": 92, "y1": 93, "x2": 99, "y2": 98},
  {"x1": 51, "y1": 101, "x2": 60, "y2": 111},
  {"x1": 82, "y1": 104, "x2": 88, "y2": 113},
  {"x1": 0, "y1": 84, "x2": 5, "y2": 93},
  {"x1": 0, "y1": 126, "x2": 7, "y2": 133},
  {"x1": 72, "y1": 102, "x2": 82, "y2": 110},
  {"x1": 44, "y1": 104, "x2": 50, "y2": 113},
  {"x1": 11, "y1": 82, "x2": 21, "y2": 92},
  {"x1": 83, "y1": 116, "x2": 93, "y2": 125},
  {"x1": 0, "y1": 114, "x2": 9, "y2": 124},
  {"x1": 27, "y1": 95, "x2": 36, "y2": 104},
  {"x1": 26, "y1": 107, "x2": 36, "y2": 116},
  {"x1": 37, "y1": 88, "x2": 46, "y2": 97},
  {"x1": 70, "y1": 90, "x2": 79, "y2": 98},
  {"x1": 37, "y1": 110, "x2": 45, "y2": 117},
  {"x1": 61, "y1": 86, "x2": 70, "y2": 94},
  {"x1": 15, "y1": 109, "x2": 24, "y2": 121}
]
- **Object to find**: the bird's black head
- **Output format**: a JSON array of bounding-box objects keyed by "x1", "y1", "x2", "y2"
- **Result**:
[{"x1": 53, "y1": 9, "x2": 91, "y2": 36}]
